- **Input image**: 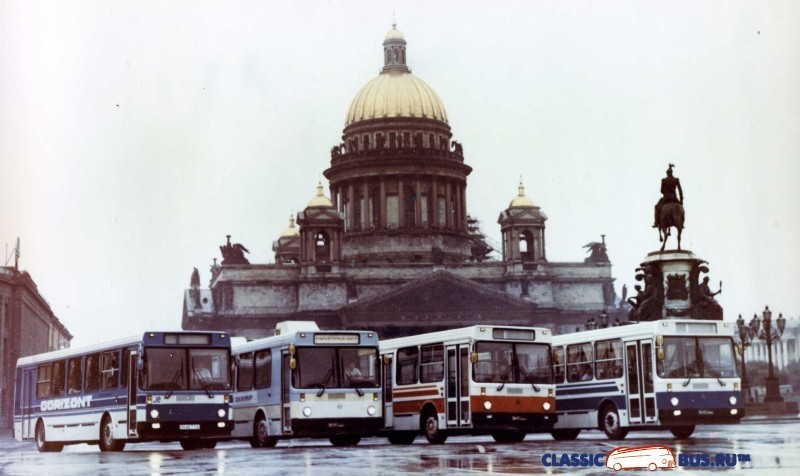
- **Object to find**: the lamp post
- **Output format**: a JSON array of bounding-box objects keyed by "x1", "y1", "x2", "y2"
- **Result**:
[
  {"x1": 598, "y1": 310, "x2": 609, "y2": 329},
  {"x1": 753, "y1": 306, "x2": 786, "y2": 403},
  {"x1": 586, "y1": 317, "x2": 596, "y2": 330},
  {"x1": 736, "y1": 314, "x2": 756, "y2": 403}
]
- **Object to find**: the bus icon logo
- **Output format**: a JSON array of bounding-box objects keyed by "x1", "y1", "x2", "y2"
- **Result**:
[{"x1": 606, "y1": 445, "x2": 676, "y2": 471}]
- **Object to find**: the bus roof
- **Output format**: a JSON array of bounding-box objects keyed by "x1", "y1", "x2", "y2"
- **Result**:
[
  {"x1": 380, "y1": 325, "x2": 551, "y2": 351},
  {"x1": 552, "y1": 319, "x2": 735, "y2": 346}
]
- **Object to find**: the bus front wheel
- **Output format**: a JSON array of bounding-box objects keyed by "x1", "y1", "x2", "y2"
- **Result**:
[
  {"x1": 99, "y1": 414, "x2": 126, "y2": 452},
  {"x1": 387, "y1": 432, "x2": 416, "y2": 445},
  {"x1": 423, "y1": 410, "x2": 447, "y2": 445},
  {"x1": 329, "y1": 435, "x2": 360, "y2": 447},
  {"x1": 669, "y1": 425, "x2": 695, "y2": 439},
  {"x1": 250, "y1": 412, "x2": 278, "y2": 448},
  {"x1": 600, "y1": 404, "x2": 628, "y2": 440},
  {"x1": 35, "y1": 420, "x2": 63, "y2": 453}
]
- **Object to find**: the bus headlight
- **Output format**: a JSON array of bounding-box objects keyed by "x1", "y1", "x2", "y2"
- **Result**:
[
  {"x1": 729, "y1": 396, "x2": 737, "y2": 406},
  {"x1": 150, "y1": 409, "x2": 159, "y2": 419},
  {"x1": 152, "y1": 423, "x2": 161, "y2": 429},
  {"x1": 367, "y1": 406, "x2": 376, "y2": 415},
  {"x1": 218, "y1": 409, "x2": 226, "y2": 418},
  {"x1": 483, "y1": 401, "x2": 492, "y2": 410},
  {"x1": 673, "y1": 410, "x2": 682, "y2": 416},
  {"x1": 670, "y1": 397, "x2": 679, "y2": 406},
  {"x1": 731, "y1": 409, "x2": 738, "y2": 415},
  {"x1": 543, "y1": 401, "x2": 551, "y2": 411},
  {"x1": 303, "y1": 407, "x2": 312, "y2": 417}
]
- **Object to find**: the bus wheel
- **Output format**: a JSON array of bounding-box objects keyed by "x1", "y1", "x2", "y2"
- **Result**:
[
  {"x1": 35, "y1": 420, "x2": 63, "y2": 453},
  {"x1": 250, "y1": 413, "x2": 278, "y2": 448},
  {"x1": 550, "y1": 429, "x2": 581, "y2": 441},
  {"x1": 669, "y1": 425, "x2": 695, "y2": 439},
  {"x1": 422, "y1": 410, "x2": 447, "y2": 445},
  {"x1": 492, "y1": 431, "x2": 526, "y2": 443},
  {"x1": 600, "y1": 404, "x2": 628, "y2": 440},
  {"x1": 180, "y1": 439, "x2": 202, "y2": 450},
  {"x1": 199, "y1": 440, "x2": 217, "y2": 449},
  {"x1": 329, "y1": 435, "x2": 361, "y2": 447},
  {"x1": 387, "y1": 432, "x2": 416, "y2": 445},
  {"x1": 99, "y1": 414, "x2": 126, "y2": 452}
]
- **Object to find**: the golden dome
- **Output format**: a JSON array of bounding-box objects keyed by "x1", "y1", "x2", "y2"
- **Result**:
[
  {"x1": 280, "y1": 215, "x2": 299, "y2": 237},
  {"x1": 344, "y1": 24, "x2": 448, "y2": 127},
  {"x1": 345, "y1": 73, "x2": 448, "y2": 126},
  {"x1": 307, "y1": 181, "x2": 334, "y2": 208},
  {"x1": 509, "y1": 180, "x2": 536, "y2": 208}
]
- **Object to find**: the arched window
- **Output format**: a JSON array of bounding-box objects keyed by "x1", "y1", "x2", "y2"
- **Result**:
[
  {"x1": 520, "y1": 230, "x2": 534, "y2": 261},
  {"x1": 314, "y1": 231, "x2": 330, "y2": 264}
]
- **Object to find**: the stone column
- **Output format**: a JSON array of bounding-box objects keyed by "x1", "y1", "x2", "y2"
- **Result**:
[
  {"x1": 380, "y1": 180, "x2": 387, "y2": 229},
  {"x1": 432, "y1": 180, "x2": 440, "y2": 229}
]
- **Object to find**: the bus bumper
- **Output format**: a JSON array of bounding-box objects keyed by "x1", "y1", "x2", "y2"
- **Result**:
[
  {"x1": 290, "y1": 417, "x2": 384, "y2": 437},
  {"x1": 471, "y1": 412, "x2": 557, "y2": 432},
  {"x1": 658, "y1": 408, "x2": 744, "y2": 425},
  {"x1": 136, "y1": 421, "x2": 234, "y2": 440}
]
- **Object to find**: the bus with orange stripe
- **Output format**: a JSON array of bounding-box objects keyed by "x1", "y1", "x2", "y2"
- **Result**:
[{"x1": 379, "y1": 325, "x2": 556, "y2": 444}]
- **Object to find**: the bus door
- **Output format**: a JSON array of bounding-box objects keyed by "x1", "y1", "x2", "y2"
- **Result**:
[
  {"x1": 21, "y1": 368, "x2": 34, "y2": 439},
  {"x1": 281, "y1": 352, "x2": 291, "y2": 434},
  {"x1": 127, "y1": 351, "x2": 138, "y2": 437},
  {"x1": 383, "y1": 355, "x2": 393, "y2": 428},
  {"x1": 445, "y1": 345, "x2": 470, "y2": 428},
  {"x1": 625, "y1": 340, "x2": 657, "y2": 425}
]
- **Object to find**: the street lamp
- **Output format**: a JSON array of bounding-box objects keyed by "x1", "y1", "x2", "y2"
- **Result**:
[
  {"x1": 598, "y1": 310, "x2": 609, "y2": 329},
  {"x1": 736, "y1": 313, "x2": 757, "y2": 403},
  {"x1": 586, "y1": 317, "x2": 596, "y2": 330},
  {"x1": 753, "y1": 306, "x2": 786, "y2": 403}
]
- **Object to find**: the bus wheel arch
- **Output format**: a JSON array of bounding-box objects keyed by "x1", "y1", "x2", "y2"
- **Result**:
[
  {"x1": 669, "y1": 425, "x2": 695, "y2": 439},
  {"x1": 250, "y1": 410, "x2": 278, "y2": 448},
  {"x1": 99, "y1": 413, "x2": 126, "y2": 452},
  {"x1": 598, "y1": 401, "x2": 628, "y2": 440},
  {"x1": 420, "y1": 404, "x2": 446, "y2": 445},
  {"x1": 35, "y1": 419, "x2": 63, "y2": 453}
]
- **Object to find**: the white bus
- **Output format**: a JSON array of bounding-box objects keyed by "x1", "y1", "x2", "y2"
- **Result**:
[
  {"x1": 229, "y1": 322, "x2": 382, "y2": 447},
  {"x1": 14, "y1": 331, "x2": 233, "y2": 452},
  {"x1": 551, "y1": 319, "x2": 743, "y2": 441},
  {"x1": 380, "y1": 325, "x2": 556, "y2": 445}
]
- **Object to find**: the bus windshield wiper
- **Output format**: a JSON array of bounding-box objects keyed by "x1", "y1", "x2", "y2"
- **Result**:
[
  {"x1": 193, "y1": 369, "x2": 215, "y2": 397},
  {"x1": 165, "y1": 369, "x2": 183, "y2": 398},
  {"x1": 316, "y1": 369, "x2": 334, "y2": 396},
  {"x1": 496, "y1": 366, "x2": 513, "y2": 391}
]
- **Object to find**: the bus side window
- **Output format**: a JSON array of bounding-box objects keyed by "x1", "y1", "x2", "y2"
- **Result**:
[
  {"x1": 101, "y1": 350, "x2": 120, "y2": 390},
  {"x1": 396, "y1": 346, "x2": 419, "y2": 385},
  {"x1": 238, "y1": 352, "x2": 255, "y2": 391},
  {"x1": 420, "y1": 343, "x2": 444, "y2": 382},
  {"x1": 254, "y1": 350, "x2": 271, "y2": 389},
  {"x1": 120, "y1": 349, "x2": 130, "y2": 389},
  {"x1": 553, "y1": 347, "x2": 565, "y2": 383},
  {"x1": 37, "y1": 363, "x2": 52, "y2": 399},
  {"x1": 567, "y1": 343, "x2": 593, "y2": 382},
  {"x1": 85, "y1": 353, "x2": 100, "y2": 393},
  {"x1": 51, "y1": 360, "x2": 66, "y2": 396},
  {"x1": 68, "y1": 358, "x2": 82, "y2": 394}
]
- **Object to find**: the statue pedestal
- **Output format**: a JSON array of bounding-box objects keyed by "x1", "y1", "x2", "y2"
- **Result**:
[{"x1": 630, "y1": 249, "x2": 723, "y2": 321}]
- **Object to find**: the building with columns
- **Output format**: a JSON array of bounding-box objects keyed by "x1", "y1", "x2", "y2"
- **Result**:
[{"x1": 182, "y1": 25, "x2": 619, "y2": 339}]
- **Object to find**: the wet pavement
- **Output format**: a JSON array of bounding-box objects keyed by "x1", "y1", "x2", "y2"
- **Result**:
[{"x1": 1, "y1": 419, "x2": 799, "y2": 475}]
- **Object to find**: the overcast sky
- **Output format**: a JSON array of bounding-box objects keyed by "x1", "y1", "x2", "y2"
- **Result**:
[{"x1": 2, "y1": 1, "x2": 798, "y2": 347}]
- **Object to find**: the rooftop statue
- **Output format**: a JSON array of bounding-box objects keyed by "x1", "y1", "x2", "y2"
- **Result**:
[{"x1": 220, "y1": 235, "x2": 250, "y2": 265}]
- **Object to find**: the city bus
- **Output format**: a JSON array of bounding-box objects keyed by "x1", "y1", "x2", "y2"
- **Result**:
[
  {"x1": 550, "y1": 319, "x2": 743, "y2": 441},
  {"x1": 14, "y1": 331, "x2": 233, "y2": 452},
  {"x1": 229, "y1": 321, "x2": 382, "y2": 447},
  {"x1": 380, "y1": 325, "x2": 556, "y2": 445}
]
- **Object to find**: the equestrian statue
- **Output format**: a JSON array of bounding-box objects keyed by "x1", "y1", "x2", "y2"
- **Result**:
[{"x1": 653, "y1": 163, "x2": 685, "y2": 251}]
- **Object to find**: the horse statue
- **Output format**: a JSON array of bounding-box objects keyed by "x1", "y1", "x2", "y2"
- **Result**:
[{"x1": 657, "y1": 202, "x2": 684, "y2": 251}]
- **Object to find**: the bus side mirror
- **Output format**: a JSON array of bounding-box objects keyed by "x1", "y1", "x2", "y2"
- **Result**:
[
  {"x1": 470, "y1": 352, "x2": 479, "y2": 364},
  {"x1": 382, "y1": 354, "x2": 392, "y2": 365},
  {"x1": 736, "y1": 343, "x2": 743, "y2": 356},
  {"x1": 656, "y1": 348, "x2": 665, "y2": 361},
  {"x1": 234, "y1": 355, "x2": 241, "y2": 367},
  {"x1": 289, "y1": 357, "x2": 296, "y2": 370}
]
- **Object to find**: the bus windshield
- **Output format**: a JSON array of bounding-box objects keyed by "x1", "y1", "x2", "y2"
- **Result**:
[
  {"x1": 141, "y1": 347, "x2": 231, "y2": 391},
  {"x1": 473, "y1": 341, "x2": 552, "y2": 384},
  {"x1": 293, "y1": 347, "x2": 380, "y2": 389},
  {"x1": 658, "y1": 337, "x2": 737, "y2": 379}
]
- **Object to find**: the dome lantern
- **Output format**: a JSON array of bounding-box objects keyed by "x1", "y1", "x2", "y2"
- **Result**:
[{"x1": 382, "y1": 22, "x2": 409, "y2": 73}]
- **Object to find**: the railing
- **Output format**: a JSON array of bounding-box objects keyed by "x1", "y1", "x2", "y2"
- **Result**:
[{"x1": 329, "y1": 146, "x2": 464, "y2": 166}]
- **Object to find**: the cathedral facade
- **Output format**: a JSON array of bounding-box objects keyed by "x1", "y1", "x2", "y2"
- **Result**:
[{"x1": 182, "y1": 25, "x2": 617, "y2": 339}]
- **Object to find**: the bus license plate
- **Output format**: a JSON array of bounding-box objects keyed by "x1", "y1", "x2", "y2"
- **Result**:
[{"x1": 180, "y1": 424, "x2": 200, "y2": 430}]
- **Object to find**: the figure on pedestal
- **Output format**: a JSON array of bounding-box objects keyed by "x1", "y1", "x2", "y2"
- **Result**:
[
  {"x1": 627, "y1": 265, "x2": 662, "y2": 321},
  {"x1": 654, "y1": 164, "x2": 686, "y2": 250},
  {"x1": 220, "y1": 235, "x2": 250, "y2": 265},
  {"x1": 692, "y1": 276, "x2": 723, "y2": 320},
  {"x1": 583, "y1": 235, "x2": 610, "y2": 263}
]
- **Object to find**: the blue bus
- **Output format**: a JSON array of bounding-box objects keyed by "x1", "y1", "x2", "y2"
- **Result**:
[
  {"x1": 14, "y1": 331, "x2": 233, "y2": 452},
  {"x1": 551, "y1": 319, "x2": 743, "y2": 440},
  {"x1": 229, "y1": 321, "x2": 382, "y2": 447}
]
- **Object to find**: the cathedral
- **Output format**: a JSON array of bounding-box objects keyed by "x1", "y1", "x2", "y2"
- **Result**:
[{"x1": 182, "y1": 25, "x2": 618, "y2": 339}]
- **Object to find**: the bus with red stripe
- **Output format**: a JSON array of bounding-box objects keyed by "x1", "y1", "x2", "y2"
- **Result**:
[{"x1": 379, "y1": 325, "x2": 556, "y2": 444}]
